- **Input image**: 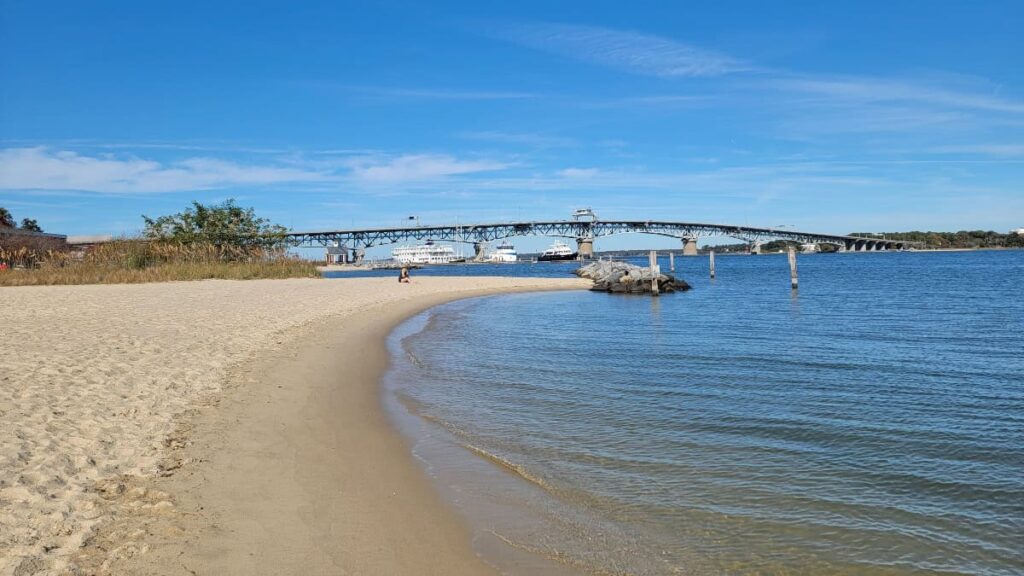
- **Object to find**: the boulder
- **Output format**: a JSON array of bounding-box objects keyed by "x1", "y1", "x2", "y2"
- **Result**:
[{"x1": 576, "y1": 261, "x2": 691, "y2": 294}]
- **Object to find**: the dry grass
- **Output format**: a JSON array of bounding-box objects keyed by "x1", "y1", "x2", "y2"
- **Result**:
[{"x1": 0, "y1": 240, "x2": 320, "y2": 286}]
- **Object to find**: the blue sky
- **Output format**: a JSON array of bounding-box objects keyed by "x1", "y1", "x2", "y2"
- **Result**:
[{"x1": 1, "y1": 0, "x2": 1022, "y2": 253}]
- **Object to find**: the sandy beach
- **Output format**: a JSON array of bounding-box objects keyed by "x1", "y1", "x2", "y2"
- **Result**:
[{"x1": 0, "y1": 276, "x2": 588, "y2": 576}]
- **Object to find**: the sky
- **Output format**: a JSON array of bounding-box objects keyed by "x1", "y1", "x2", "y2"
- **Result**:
[{"x1": 1, "y1": 0, "x2": 1022, "y2": 254}]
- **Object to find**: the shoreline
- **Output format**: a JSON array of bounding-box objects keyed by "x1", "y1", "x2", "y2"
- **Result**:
[{"x1": 0, "y1": 277, "x2": 588, "y2": 576}]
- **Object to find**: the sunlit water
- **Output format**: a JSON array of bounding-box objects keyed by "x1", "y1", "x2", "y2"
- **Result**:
[{"x1": 374, "y1": 251, "x2": 1024, "y2": 575}]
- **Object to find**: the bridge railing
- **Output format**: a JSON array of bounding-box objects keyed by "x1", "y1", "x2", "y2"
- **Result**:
[{"x1": 286, "y1": 220, "x2": 921, "y2": 251}]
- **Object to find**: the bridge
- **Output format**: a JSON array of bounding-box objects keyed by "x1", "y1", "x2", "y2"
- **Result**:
[{"x1": 288, "y1": 214, "x2": 917, "y2": 263}]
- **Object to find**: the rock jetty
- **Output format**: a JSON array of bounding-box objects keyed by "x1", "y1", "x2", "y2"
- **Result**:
[{"x1": 575, "y1": 260, "x2": 691, "y2": 294}]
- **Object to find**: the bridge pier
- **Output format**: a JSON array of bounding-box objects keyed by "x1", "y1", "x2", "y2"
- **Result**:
[
  {"x1": 682, "y1": 236, "x2": 698, "y2": 256},
  {"x1": 576, "y1": 237, "x2": 594, "y2": 259},
  {"x1": 352, "y1": 248, "x2": 365, "y2": 265},
  {"x1": 473, "y1": 242, "x2": 486, "y2": 262},
  {"x1": 288, "y1": 220, "x2": 923, "y2": 257}
]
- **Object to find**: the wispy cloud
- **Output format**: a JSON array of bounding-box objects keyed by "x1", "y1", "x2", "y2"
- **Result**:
[
  {"x1": 487, "y1": 21, "x2": 1023, "y2": 143},
  {"x1": 771, "y1": 75, "x2": 1024, "y2": 115},
  {"x1": 458, "y1": 131, "x2": 576, "y2": 147},
  {"x1": 773, "y1": 104, "x2": 972, "y2": 136},
  {"x1": 0, "y1": 139, "x2": 293, "y2": 155},
  {"x1": 0, "y1": 148, "x2": 522, "y2": 193},
  {"x1": 344, "y1": 154, "x2": 512, "y2": 183},
  {"x1": 354, "y1": 87, "x2": 536, "y2": 100},
  {"x1": 557, "y1": 167, "x2": 601, "y2": 178},
  {"x1": 0, "y1": 147, "x2": 327, "y2": 194},
  {"x1": 927, "y1": 144, "x2": 1024, "y2": 157},
  {"x1": 471, "y1": 162, "x2": 888, "y2": 197},
  {"x1": 493, "y1": 22, "x2": 751, "y2": 77}
]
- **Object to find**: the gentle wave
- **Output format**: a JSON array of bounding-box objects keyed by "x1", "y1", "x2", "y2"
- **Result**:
[
  {"x1": 387, "y1": 251, "x2": 1024, "y2": 576},
  {"x1": 463, "y1": 443, "x2": 554, "y2": 492}
]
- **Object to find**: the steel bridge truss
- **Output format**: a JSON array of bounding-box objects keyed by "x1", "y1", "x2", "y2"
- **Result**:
[{"x1": 287, "y1": 220, "x2": 916, "y2": 252}]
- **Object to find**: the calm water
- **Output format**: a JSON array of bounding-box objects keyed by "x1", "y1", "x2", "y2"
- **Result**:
[{"x1": 379, "y1": 251, "x2": 1024, "y2": 575}]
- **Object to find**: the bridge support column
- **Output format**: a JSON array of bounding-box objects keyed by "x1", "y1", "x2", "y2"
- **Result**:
[
  {"x1": 473, "y1": 242, "x2": 486, "y2": 262},
  {"x1": 352, "y1": 248, "x2": 365, "y2": 265},
  {"x1": 576, "y1": 237, "x2": 594, "y2": 259},
  {"x1": 682, "y1": 236, "x2": 698, "y2": 256}
]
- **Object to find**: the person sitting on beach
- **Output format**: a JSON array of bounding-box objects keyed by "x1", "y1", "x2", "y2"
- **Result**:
[{"x1": 398, "y1": 266, "x2": 411, "y2": 283}]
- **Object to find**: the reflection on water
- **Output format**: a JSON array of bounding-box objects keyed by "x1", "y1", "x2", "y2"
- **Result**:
[{"x1": 384, "y1": 251, "x2": 1024, "y2": 575}]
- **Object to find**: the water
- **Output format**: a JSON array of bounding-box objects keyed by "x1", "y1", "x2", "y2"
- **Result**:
[
  {"x1": 323, "y1": 259, "x2": 584, "y2": 279},
  {"x1": 378, "y1": 251, "x2": 1024, "y2": 575}
]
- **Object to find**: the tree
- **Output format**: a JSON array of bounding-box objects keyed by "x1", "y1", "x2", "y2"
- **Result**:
[
  {"x1": 142, "y1": 199, "x2": 289, "y2": 249},
  {"x1": 0, "y1": 207, "x2": 14, "y2": 228},
  {"x1": 20, "y1": 218, "x2": 42, "y2": 232}
]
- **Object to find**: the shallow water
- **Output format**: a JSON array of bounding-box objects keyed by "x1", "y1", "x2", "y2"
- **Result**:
[{"x1": 381, "y1": 251, "x2": 1024, "y2": 575}]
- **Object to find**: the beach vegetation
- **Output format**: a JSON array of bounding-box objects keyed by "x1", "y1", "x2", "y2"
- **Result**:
[
  {"x1": 20, "y1": 218, "x2": 43, "y2": 232},
  {"x1": 0, "y1": 207, "x2": 46, "y2": 232},
  {"x1": 143, "y1": 199, "x2": 288, "y2": 250},
  {"x1": 0, "y1": 201, "x2": 318, "y2": 286}
]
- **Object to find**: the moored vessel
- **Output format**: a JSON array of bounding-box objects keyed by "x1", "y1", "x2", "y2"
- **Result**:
[
  {"x1": 488, "y1": 241, "x2": 518, "y2": 263},
  {"x1": 392, "y1": 241, "x2": 462, "y2": 265},
  {"x1": 537, "y1": 240, "x2": 577, "y2": 262}
]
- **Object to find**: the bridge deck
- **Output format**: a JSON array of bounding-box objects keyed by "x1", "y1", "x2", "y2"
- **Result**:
[{"x1": 288, "y1": 220, "x2": 917, "y2": 251}]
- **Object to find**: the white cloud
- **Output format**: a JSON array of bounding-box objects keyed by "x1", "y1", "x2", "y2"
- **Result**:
[
  {"x1": 558, "y1": 167, "x2": 601, "y2": 178},
  {"x1": 0, "y1": 147, "x2": 326, "y2": 194},
  {"x1": 772, "y1": 75, "x2": 1024, "y2": 114},
  {"x1": 344, "y1": 154, "x2": 511, "y2": 183},
  {"x1": 0, "y1": 148, "x2": 519, "y2": 194},
  {"x1": 496, "y1": 23, "x2": 750, "y2": 77}
]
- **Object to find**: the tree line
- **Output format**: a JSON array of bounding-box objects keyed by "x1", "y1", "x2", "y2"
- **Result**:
[
  {"x1": 847, "y1": 231, "x2": 1024, "y2": 249},
  {"x1": 0, "y1": 207, "x2": 43, "y2": 232}
]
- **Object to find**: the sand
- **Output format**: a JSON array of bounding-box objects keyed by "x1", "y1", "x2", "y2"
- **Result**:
[{"x1": 0, "y1": 276, "x2": 588, "y2": 575}]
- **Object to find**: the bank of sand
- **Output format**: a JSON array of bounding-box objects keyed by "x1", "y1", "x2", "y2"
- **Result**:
[{"x1": 0, "y1": 276, "x2": 588, "y2": 575}]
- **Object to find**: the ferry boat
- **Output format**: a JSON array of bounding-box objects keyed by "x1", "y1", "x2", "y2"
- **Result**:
[
  {"x1": 488, "y1": 241, "x2": 518, "y2": 263},
  {"x1": 392, "y1": 241, "x2": 460, "y2": 265},
  {"x1": 537, "y1": 240, "x2": 577, "y2": 262}
]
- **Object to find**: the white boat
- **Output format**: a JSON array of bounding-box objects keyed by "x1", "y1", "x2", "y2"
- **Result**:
[
  {"x1": 537, "y1": 240, "x2": 577, "y2": 262},
  {"x1": 392, "y1": 241, "x2": 461, "y2": 265},
  {"x1": 488, "y1": 241, "x2": 517, "y2": 263}
]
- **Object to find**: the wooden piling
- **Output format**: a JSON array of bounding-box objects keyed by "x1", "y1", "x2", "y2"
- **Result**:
[
  {"x1": 709, "y1": 250, "x2": 716, "y2": 279},
  {"x1": 788, "y1": 247, "x2": 798, "y2": 289},
  {"x1": 649, "y1": 250, "x2": 660, "y2": 296}
]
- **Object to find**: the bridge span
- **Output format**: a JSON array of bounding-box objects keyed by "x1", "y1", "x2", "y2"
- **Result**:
[{"x1": 289, "y1": 218, "x2": 915, "y2": 262}]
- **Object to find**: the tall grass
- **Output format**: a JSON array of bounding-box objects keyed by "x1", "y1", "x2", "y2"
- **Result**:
[{"x1": 0, "y1": 240, "x2": 319, "y2": 286}]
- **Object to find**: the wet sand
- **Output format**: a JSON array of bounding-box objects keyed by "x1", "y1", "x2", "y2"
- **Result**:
[{"x1": 0, "y1": 276, "x2": 587, "y2": 575}]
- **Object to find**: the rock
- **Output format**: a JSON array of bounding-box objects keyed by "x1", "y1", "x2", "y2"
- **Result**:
[{"x1": 576, "y1": 261, "x2": 691, "y2": 294}]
